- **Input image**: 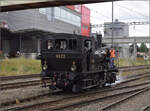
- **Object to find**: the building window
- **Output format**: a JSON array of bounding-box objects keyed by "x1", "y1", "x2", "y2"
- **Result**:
[
  {"x1": 54, "y1": 7, "x2": 81, "y2": 27},
  {"x1": 55, "y1": 7, "x2": 61, "y2": 19},
  {"x1": 39, "y1": 8, "x2": 46, "y2": 15},
  {"x1": 47, "y1": 8, "x2": 52, "y2": 21}
]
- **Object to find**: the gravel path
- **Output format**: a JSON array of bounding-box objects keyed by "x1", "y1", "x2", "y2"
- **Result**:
[
  {"x1": 65, "y1": 88, "x2": 150, "y2": 111},
  {"x1": 65, "y1": 92, "x2": 137, "y2": 111},
  {"x1": 104, "y1": 88, "x2": 150, "y2": 111},
  {"x1": 0, "y1": 85, "x2": 49, "y2": 104},
  {"x1": 2, "y1": 83, "x2": 149, "y2": 111},
  {"x1": 0, "y1": 76, "x2": 149, "y2": 104},
  {"x1": 1, "y1": 71, "x2": 150, "y2": 111},
  {"x1": 64, "y1": 81, "x2": 150, "y2": 111}
]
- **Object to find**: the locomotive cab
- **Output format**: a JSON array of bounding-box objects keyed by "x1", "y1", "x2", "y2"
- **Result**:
[{"x1": 40, "y1": 33, "x2": 118, "y2": 92}]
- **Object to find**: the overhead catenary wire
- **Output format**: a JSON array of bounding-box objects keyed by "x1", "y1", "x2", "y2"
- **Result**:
[
  {"x1": 115, "y1": 3, "x2": 149, "y2": 20},
  {"x1": 113, "y1": 4, "x2": 146, "y2": 21},
  {"x1": 1, "y1": 7, "x2": 111, "y2": 34},
  {"x1": 1, "y1": 4, "x2": 149, "y2": 35},
  {"x1": 2, "y1": 9, "x2": 75, "y2": 33},
  {"x1": 86, "y1": 2, "x2": 149, "y2": 22},
  {"x1": 2, "y1": 6, "x2": 148, "y2": 30}
]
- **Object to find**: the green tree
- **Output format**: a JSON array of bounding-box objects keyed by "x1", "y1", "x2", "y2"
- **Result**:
[
  {"x1": 139, "y1": 43, "x2": 148, "y2": 52},
  {"x1": 137, "y1": 45, "x2": 140, "y2": 52}
]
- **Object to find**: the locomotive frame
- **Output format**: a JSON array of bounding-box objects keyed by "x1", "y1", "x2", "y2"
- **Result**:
[{"x1": 40, "y1": 33, "x2": 118, "y2": 93}]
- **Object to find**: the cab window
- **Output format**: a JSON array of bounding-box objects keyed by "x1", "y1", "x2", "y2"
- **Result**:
[
  {"x1": 69, "y1": 39, "x2": 77, "y2": 50},
  {"x1": 55, "y1": 39, "x2": 67, "y2": 50},
  {"x1": 47, "y1": 40, "x2": 53, "y2": 49},
  {"x1": 84, "y1": 40, "x2": 92, "y2": 50}
]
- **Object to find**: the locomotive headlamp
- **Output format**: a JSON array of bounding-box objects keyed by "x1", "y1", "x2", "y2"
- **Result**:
[
  {"x1": 43, "y1": 65, "x2": 47, "y2": 70},
  {"x1": 43, "y1": 61, "x2": 47, "y2": 70},
  {"x1": 71, "y1": 61, "x2": 76, "y2": 72}
]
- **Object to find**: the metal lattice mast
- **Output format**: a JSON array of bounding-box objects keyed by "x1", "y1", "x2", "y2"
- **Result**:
[{"x1": 112, "y1": 0, "x2": 114, "y2": 47}]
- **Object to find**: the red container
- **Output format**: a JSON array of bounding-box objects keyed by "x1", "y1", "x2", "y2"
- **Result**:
[
  {"x1": 66, "y1": 5, "x2": 90, "y2": 37},
  {"x1": 66, "y1": 5, "x2": 81, "y2": 13},
  {"x1": 81, "y1": 6, "x2": 90, "y2": 37},
  {"x1": 66, "y1": 5, "x2": 75, "y2": 10}
]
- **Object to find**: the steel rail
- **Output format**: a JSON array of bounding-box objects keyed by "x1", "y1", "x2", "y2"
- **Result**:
[
  {"x1": 100, "y1": 87, "x2": 150, "y2": 111},
  {"x1": 116, "y1": 72, "x2": 150, "y2": 86},
  {"x1": 0, "y1": 74, "x2": 40, "y2": 81},
  {"x1": 1, "y1": 65, "x2": 150, "y2": 81},
  {"x1": 0, "y1": 65, "x2": 149, "y2": 91},
  {"x1": 119, "y1": 65, "x2": 150, "y2": 71},
  {"x1": 119, "y1": 65, "x2": 150, "y2": 69},
  {"x1": 1, "y1": 71, "x2": 150, "y2": 90},
  {"x1": 120, "y1": 72, "x2": 150, "y2": 80},
  {"x1": 0, "y1": 80, "x2": 41, "y2": 90},
  {"x1": 2, "y1": 79, "x2": 150, "y2": 108},
  {"x1": 140, "y1": 105, "x2": 150, "y2": 111},
  {"x1": 1, "y1": 80, "x2": 150, "y2": 108},
  {"x1": 42, "y1": 87, "x2": 149, "y2": 111},
  {"x1": 3, "y1": 82, "x2": 150, "y2": 111}
]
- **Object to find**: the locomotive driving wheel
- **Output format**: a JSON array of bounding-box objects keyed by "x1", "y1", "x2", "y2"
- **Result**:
[
  {"x1": 110, "y1": 72, "x2": 116, "y2": 83},
  {"x1": 72, "y1": 84, "x2": 80, "y2": 93},
  {"x1": 106, "y1": 71, "x2": 116, "y2": 83},
  {"x1": 72, "y1": 80, "x2": 82, "y2": 93}
]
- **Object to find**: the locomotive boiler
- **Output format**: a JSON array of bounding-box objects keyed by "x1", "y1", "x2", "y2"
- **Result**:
[{"x1": 40, "y1": 33, "x2": 118, "y2": 92}]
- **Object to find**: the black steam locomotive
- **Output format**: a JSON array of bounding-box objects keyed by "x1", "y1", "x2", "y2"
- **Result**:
[{"x1": 40, "y1": 33, "x2": 118, "y2": 92}]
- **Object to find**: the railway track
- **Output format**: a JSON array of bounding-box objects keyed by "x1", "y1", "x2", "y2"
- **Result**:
[
  {"x1": 1, "y1": 70, "x2": 150, "y2": 91},
  {"x1": 1, "y1": 73, "x2": 149, "y2": 109},
  {"x1": 141, "y1": 105, "x2": 150, "y2": 111},
  {"x1": 116, "y1": 72, "x2": 150, "y2": 85},
  {"x1": 0, "y1": 79, "x2": 41, "y2": 90},
  {"x1": 43, "y1": 87, "x2": 149, "y2": 111},
  {"x1": 1, "y1": 78, "x2": 150, "y2": 107},
  {"x1": 100, "y1": 87, "x2": 150, "y2": 111},
  {"x1": 1, "y1": 65, "x2": 149, "y2": 111},
  {"x1": 0, "y1": 74, "x2": 40, "y2": 81},
  {"x1": 2, "y1": 80, "x2": 150, "y2": 111},
  {"x1": 1, "y1": 65, "x2": 150, "y2": 90},
  {"x1": 119, "y1": 65, "x2": 150, "y2": 71}
]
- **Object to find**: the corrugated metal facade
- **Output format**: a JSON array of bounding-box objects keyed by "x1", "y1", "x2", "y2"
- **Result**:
[
  {"x1": 0, "y1": 5, "x2": 90, "y2": 36},
  {"x1": 0, "y1": 7, "x2": 81, "y2": 34}
]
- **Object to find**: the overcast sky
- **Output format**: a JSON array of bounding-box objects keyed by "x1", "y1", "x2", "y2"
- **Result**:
[{"x1": 85, "y1": 1, "x2": 149, "y2": 36}]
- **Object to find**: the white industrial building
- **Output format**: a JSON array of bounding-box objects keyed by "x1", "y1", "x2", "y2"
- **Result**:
[
  {"x1": 104, "y1": 19, "x2": 129, "y2": 38},
  {"x1": 104, "y1": 19, "x2": 130, "y2": 58}
]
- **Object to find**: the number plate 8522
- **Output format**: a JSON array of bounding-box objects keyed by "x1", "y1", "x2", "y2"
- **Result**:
[{"x1": 56, "y1": 54, "x2": 66, "y2": 59}]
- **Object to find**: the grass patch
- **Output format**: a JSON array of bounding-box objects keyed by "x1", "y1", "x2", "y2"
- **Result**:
[
  {"x1": 117, "y1": 57, "x2": 150, "y2": 77},
  {"x1": 120, "y1": 69, "x2": 150, "y2": 77},
  {"x1": 0, "y1": 57, "x2": 150, "y2": 76},
  {"x1": 0, "y1": 58, "x2": 41, "y2": 76},
  {"x1": 115, "y1": 57, "x2": 150, "y2": 67}
]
